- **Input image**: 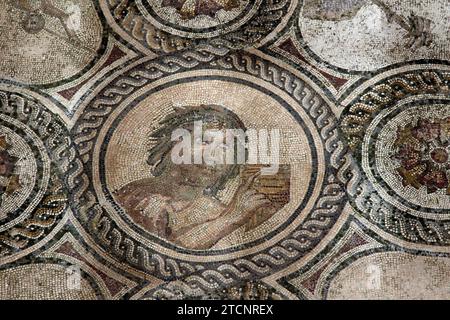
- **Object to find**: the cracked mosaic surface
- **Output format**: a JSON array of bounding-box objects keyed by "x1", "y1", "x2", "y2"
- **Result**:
[{"x1": 1, "y1": 0, "x2": 450, "y2": 300}]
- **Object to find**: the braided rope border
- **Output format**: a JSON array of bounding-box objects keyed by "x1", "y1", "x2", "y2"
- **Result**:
[{"x1": 69, "y1": 49, "x2": 348, "y2": 290}]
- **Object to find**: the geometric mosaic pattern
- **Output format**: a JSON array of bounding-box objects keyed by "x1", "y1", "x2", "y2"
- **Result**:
[{"x1": 1, "y1": 0, "x2": 450, "y2": 299}]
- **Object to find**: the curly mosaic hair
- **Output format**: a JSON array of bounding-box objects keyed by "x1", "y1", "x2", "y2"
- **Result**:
[{"x1": 147, "y1": 104, "x2": 247, "y2": 197}]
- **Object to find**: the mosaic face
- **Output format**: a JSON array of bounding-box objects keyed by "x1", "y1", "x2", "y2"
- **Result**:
[{"x1": 300, "y1": 0, "x2": 443, "y2": 71}]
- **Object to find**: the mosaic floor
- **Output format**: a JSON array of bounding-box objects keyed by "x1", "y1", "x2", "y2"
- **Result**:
[{"x1": 1, "y1": 0, "x2": 450, "y2": 300}]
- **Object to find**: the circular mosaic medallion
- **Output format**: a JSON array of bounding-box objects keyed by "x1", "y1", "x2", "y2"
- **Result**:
[
  {"x1": 101, "y1": 0, "x2": 292, "y2": 52},
  {"x1": 0, "y1": 89, "x2": 70, "y2": 259},
  {"x1": 0, "y1": 0, "x2": 105, "y2": 86},
  {"x1": 341, "y1": 68, "x2": 450, "y2": 245},
  {"x1": 70, "y1": 51, "x2": 347, "y2": 286},
  {"x1": 102, "y1": 79, "x2": 313, "y2": 251},
  {"x1": 138, "y1": 0, "x2": 261, "y2": 38}
]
